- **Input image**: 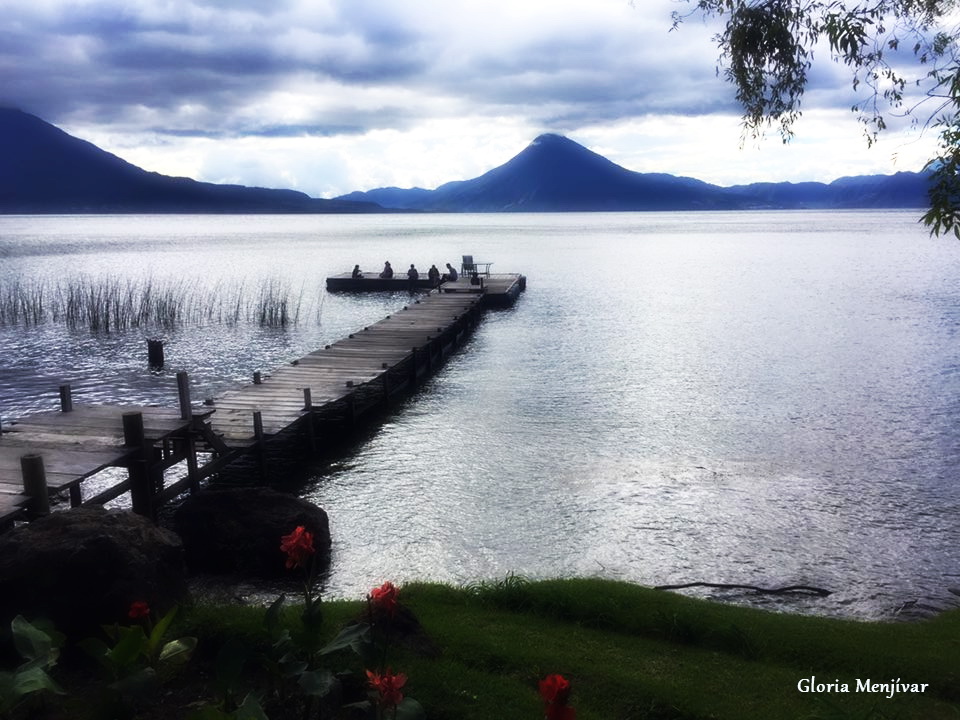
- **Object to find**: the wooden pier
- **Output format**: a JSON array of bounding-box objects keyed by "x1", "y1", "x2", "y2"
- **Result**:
[{"x1": 0, "y1": 288, "x2": 501, "y2": 530}]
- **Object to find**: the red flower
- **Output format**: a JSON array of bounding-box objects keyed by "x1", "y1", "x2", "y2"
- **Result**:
[
  {"x1": 366, "y1": 668, "x2": 407, "y2": 707},
  {"x1": 540, "y1": 674, "x2": 575, "y2": 720},
  {"x1": 128, "y1": 600, "x2": 150, "y2": 620},
  {"x1": 280, "y1": 526, "x2": 315, "y2": 570},
  {"x1": 369, "y1": 581, "x2": 399, "y2": 616}
]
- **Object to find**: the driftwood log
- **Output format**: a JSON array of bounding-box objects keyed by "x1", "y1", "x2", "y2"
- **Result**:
[{"x1": 654, "y1": 581, "x2": 832, "y2": 597}]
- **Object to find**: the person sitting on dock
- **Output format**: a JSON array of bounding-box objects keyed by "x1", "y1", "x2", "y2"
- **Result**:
[
  {"x1": 443, "y1": 263, "x2": 458, "y2": 282},
  {"x1": 427, "y1": 264, "x2": 440, "y2": 285},
  {"x1": 352, "y1": 264, "x2": 363, "y2": 279},
  {"x1": 379, "y1": 261, "x2": 393, "y2": 278},
  {"x1": 407, "y1": 264, "x2": 419, "y2": 280}
]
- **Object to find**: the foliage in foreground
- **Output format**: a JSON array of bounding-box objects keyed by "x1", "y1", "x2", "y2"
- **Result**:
[
  {"x1": 3, "y1": 577, "x2": 960, "y2": 719},
  {"x1": 674, "y1": 0, "x2": 960, "y2": 236}
]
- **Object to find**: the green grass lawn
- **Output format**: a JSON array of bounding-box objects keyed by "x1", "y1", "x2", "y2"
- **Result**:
[
  {"x1": 182, "y1": 577, "x2": 960, "y2": 720},
  {"x1": 15, "y1": 578, "x2": 960, "y2": 720}
]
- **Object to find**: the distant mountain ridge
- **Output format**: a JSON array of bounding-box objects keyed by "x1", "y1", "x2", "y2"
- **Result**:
[
  {"x1": 0, "y1": 108, "x2": 931, "y2": 214},
  {"x1": 0, "y1": 108, "x2": 379, "y2": 213},
  {"x1": 338, "y1": 133, "x2": 931, "y2": 212}
]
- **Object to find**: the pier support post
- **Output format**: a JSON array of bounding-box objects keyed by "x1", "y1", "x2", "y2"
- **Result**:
[
  {"x1": 20, "y1": 454, "x2": 49, "y2": 517},
  {"x1": 59, "y1": 384, "x2": 73, "y2": 412},
  {"x1": 346, "y1": 393, "x2": 357, "y2": 427},
  {"x1": 253, "y1": 411, "x2": 267, "y2": 481},
  {"x1": 254, "y1": 371, "x2": 262, "y2": 385},
  {"x1": 123, "y1": 411, "x2": 154, "y2": 520},
  {"x1": 382, "y1": 366, "x2": 391, "y2": 405},
  {"x1": 185, "y1": 434, "x2": 200, "y2": 494},
  {"x1": 177, "y1": 371, "x2": 192, "y2": 420},
  {"x1": 303, "y1": 389, "x2": 317, "y2": 453},
  {"x1": 174, "y1": 371, "x2": 201, "y2": 493},
  {"x1": 147, "y1": 339, "x2": 164, "y2": 369}
]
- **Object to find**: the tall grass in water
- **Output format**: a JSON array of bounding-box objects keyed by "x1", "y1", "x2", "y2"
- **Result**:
[
  {"x1": 0, "y1": 278, "x2": 46, "y2": 326},
  {"x1": 254, "y1": 279, "x2": 304, "y2": 328},
  {"x1": 0, "y1": 276, "x2": 315, "y2": 331}
]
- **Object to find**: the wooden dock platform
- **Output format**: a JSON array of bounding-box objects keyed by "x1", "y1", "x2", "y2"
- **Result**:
[
  {"x1": 0, "y1": 404, "x2": 208, "y2": 528},
  {"x1": 440, "y1": 273, "x2": 526, "y2": 307},
  {"x1": 325, "y1": 270, "x2": 526, "y2": 308},
  {"x1": 325, "y1": 273, "x2": 443, "y2": 292},
  {"x1": 0, "y1": 289, "x2": 492, "y2": 529},
  {"x1": 207, "y1": 292, "x2": 483, "y2": 444}
]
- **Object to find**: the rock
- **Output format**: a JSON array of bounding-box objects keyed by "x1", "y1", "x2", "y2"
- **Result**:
[
  {"x1": 0, "y1": 506, "x2": 188, "y2": 636},
  {"x1": 172, "y1": 487, "x2": 331, "y2": 577}
]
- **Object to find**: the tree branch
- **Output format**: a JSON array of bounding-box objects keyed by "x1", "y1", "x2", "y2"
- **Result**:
[{"x1": 654, "y1": 581, "x2": 832, "y2": 597}]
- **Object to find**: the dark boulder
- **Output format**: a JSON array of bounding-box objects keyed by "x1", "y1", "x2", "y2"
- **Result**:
[
  {"x1": 0, "y1": 506, "x2": 188, "y2": 636},
  {"x1": 172, "y1": 487, "x2": 331, "y2": 576}
]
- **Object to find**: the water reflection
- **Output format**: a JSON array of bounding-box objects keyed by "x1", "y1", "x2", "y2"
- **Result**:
[{"x1": 2, "y1": 211, "x2": 959, "y2": 619}]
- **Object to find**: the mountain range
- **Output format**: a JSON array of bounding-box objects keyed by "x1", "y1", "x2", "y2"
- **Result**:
[
  {"x1": 0, "y1": 108, "x2": 932, "y2": 214},
  {"x1": 337, "y1": 133, "x2": 931, "y2": 211},
  {"x1": 0, "y1": 108, "x2": 377, "y2": 214}
]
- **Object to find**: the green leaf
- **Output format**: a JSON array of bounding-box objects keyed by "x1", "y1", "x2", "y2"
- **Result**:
[
  {"x1": 343, "y1": 699, "x2": 372, "y2": 712},
  {"x1": 214, "y1": 638, "x2": 249, "y2": 699},
  {"x1": 298, "y1": 668, "x2": 336, "y2": 697},
  {"x1": 186, "y1": 706, "x2": 233, "y2": 720},
  {"x1": 318, "y1": 622, "x2": 371, "y2": 656},
  {"x1": 264, "y1": 593, "x2": 286, "y2": 639},
  {"x1": 277, "y1": 658, "x2": 308, "y2": 678},
  {"x1": 301, "y1": 597, "x2": 324, "y2": 628},
  {"x1": 78, "y1": 636, "x2": 112, "y2": 671},
  {"x1": 108, "y1": 626, "x2": 149, "y2": 671},
  {"x1": 159, "y1": 637, "x2": 197, "y2": 667},
  {"x1": 148, "y1": 605, "x2": 179, "y2": 656},
  {"x1": 395, "y1": 697, "x2": 427, "y2": 720},
  {"x1": 11, "y1": 666, "x2": 65, "y2": 698},
  {"x1": 0, "y1": 671, "x2": 18, "y2": 714},
  {"x1": 11, "y1": 616, "x2": 59, "y2": 666},
  {"x1": 234, "y1": 693, "x2": 270, "y2": 720},
  {"x1": 109, "y1": 666, "x2": 158, "y2": 699}
]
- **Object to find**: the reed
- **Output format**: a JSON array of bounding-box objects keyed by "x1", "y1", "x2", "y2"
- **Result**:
[
  {"x1": 0, "y1": 276, "x2": 317, "y2": 331},
  {"x1": 0, "y1": 279, "x2": 47, "y2": 326}
]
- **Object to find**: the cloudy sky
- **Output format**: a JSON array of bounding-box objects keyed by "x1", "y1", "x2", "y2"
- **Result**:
[{"x1": 1, "y1": 0, "x2": 946, "y2": 198}]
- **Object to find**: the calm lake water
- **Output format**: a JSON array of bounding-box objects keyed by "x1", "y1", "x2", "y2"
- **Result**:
[{"x1": 2, "y1": 210, "x2": 959, "y2": 619}]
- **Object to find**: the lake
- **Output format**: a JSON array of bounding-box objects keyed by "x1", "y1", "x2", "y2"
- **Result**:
[{"x1": 1, "y1": 210, "x2": 958, "y2": 619}]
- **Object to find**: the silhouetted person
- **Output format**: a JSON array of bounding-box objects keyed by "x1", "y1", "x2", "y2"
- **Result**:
[
  {"x1": 352, "y1": 264, "x2": 363, "y2": 279},
  {"x1": 379, "y1": 261, "x2": 393, "y2": 278},
  {"x1": 407, "y1": 264, "x2": 419, "y2": 280},
  {"x1": 443, "y1": 263, "x2": 458, "y2": 282},
  {"x1": 428, "y1": 264, "x2": 440, "y2": 285}
]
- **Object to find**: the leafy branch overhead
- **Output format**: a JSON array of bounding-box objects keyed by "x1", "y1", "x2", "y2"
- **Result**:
[{"x1": 674, "y1": 0, "x2": 960, "y2": 235}]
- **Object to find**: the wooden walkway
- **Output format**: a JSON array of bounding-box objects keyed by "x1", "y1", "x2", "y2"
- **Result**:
[{"x1": 0, "y1": 291, "x2": 487, "y2": 529}]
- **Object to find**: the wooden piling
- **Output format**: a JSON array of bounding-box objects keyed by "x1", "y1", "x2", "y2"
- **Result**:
[
  {"x1": 185, "y1": 434, "x2": 200, "y2": 494},
  {"x1": 59, "y1": 384, "x2": 73, "y2": 412},
  {"x1": 253, "y1": 411, "x2": 267, "y2": 480},
  {"x1": 177, "y1": 371, "x2": 192, "y2": 420},
  {"x1": 123, "y1": 411, "x2": 153, "y2": 519},
  {"x1": 303, "y1": 388, "x2": 316, "y2": 453},
  {"x1": 20, "y1": 454, "x2": 49, "y2": 517},
  {"x1": 147, "y1": 339, "x2": 164, "y2": 368}
]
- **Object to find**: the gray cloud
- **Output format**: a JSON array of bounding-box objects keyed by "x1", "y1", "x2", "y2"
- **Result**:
[{"x1": 0, "y1": 0, "x2": 940, "y2": 195}]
